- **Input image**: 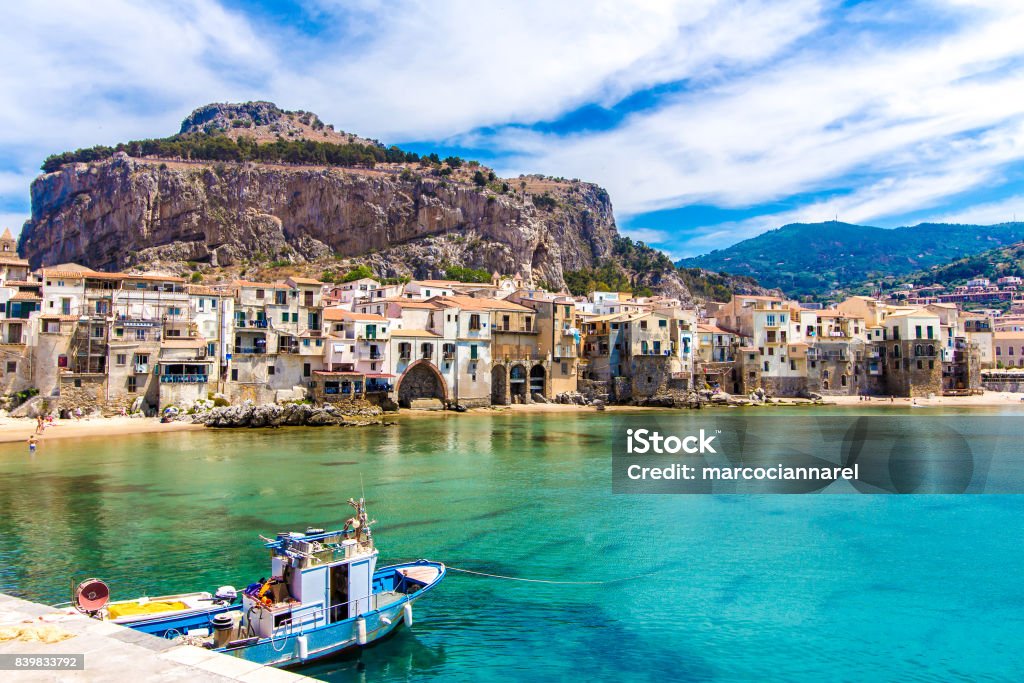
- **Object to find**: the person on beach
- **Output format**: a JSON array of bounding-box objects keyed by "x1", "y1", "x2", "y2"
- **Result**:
[
  {"x1": 35, "y1": 416, "x2": 44, "y2": 434},
  {"x1": 27, "y1": 434, "x2": 38, "y2": 453}
]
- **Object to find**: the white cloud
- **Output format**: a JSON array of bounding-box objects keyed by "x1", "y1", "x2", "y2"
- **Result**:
[
  {"x1": 2, "y1": 0, "x2": 1024, "y2": 258},
  {"x1": 924, "y1": 195, "x2": 1024, "y2": 226}
]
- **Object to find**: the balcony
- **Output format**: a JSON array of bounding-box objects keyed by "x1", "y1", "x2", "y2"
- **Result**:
[
  {"x1": 160, "y1": 374, "x2": 208, "y2": 383},
  {"x1": 492, "y1": 325, "x2": 539, "y2": 334},
  {"x1": 234, "y1": 346, "x2": 266, "y2": 355}
]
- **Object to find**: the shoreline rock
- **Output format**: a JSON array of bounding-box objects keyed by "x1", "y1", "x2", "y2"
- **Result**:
[{"x1": 191, "y1": 401, "x2": 383, "y2": 428}]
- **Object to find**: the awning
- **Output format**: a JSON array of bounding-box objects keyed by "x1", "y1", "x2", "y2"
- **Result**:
[{"x1": 365, "y1": 373, "x2": 395, "y2": 378}]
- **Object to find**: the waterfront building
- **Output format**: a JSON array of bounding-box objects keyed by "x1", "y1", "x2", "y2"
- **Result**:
[{"x1": 993, "y1": 331, "x2": 1024, "y2": 368}]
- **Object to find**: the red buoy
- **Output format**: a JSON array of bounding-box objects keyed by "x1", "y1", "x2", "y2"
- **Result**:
[{"x1": 74, "y1": 578, "x2": 110, "y2": 613}]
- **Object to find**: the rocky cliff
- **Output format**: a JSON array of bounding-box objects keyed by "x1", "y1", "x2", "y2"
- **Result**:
[
  {"x1": 20, "y1": 154, "x2": 623, "y2": 289},
  {"x1": 19, "y1": 102, "x2": 696, "y2": 294}
]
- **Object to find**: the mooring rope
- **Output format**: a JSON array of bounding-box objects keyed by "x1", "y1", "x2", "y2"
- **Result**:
[{"x1": 446, "y1": 565, "x2": 659, "y2": 585}]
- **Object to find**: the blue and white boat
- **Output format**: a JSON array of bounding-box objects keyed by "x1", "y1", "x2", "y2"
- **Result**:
[{"x1": 193, "y1": 497, "x2": 445, "y2": 668}]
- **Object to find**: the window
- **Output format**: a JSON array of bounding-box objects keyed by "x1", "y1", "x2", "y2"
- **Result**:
[
  {"x1": 421, "y1": 343, "x2": 434, "y2": 358},
  {"x1": 841, "y1": 375, "x2": 847, "y2": 387},
  {"x1": 282, "y1": 313, "x2": 289, "y2": 323},
  {"x1": 303, "y1": 363, "x2": 311, "y2": 377},
  {"x1": 927, "y1": 325, "x2": 934, "y2": 339},
  {"x1": 763, "y1": 361, "x2": 769, "y2": 371},
  {"x1": 166, "y1": 329, "x2": 182, "y2": 338},
  {"x1": 5, "y1": 361, "x2": 15, "y2": 373},
  {"x1": 659, "y1": 319, "x2": 667, "y2": 328},
  {"x1": 640, "y1": 320, "x2": 648, "y2": 330},
  {"x1": 790, "y1": 360, "x2": 796, "y2": 370},
  {"x1": 915, "y1": 325, "x2": 922, "y2": 339},
  {"x1": 231, "y1": 368, "x2": 238, "y2": 381},
  {"x1": 917, "y1": 360, "x2": 923, "y2": 369},
  {"x1": 469, "y1": 314, "x2": 481, "y2": 330},
  {"x1": 268, "y1": 365, "x2": 276, "y2": 375},
  {"x1": 127, "y1": 376, "x2": 137, "y2": 393},
  {"x1": 561, "y1": 362, "x2": 568, "y2": 374},
  {"x1": 303, "y1": 339, "x2": 310, "y2": 347},
  {"x1": 116, "y1": 354, "x2": 127, "y2": 365},
  {"x1": 207, "y1": 343, "x2": 215, "y2": 356},
  {"x1": 74, "y1": 378, "x2": 81, "y2": 388},
  {"x1": 292, "y1": 313, "x2": 298, "y2": 323},
  {"x1": 255, "y1": 289, "x2": 265, "y2": 299},
  {"x1": 470, "y1": 344, "x2": 478, "y2": 360},
  {"x1": 135, "y1": 354, "x2": 149, "y2": 365},
  {"x1": 275, "y1": 291, "x2": 287, "y2": 305},
  {"x1": 167, "y1": 307, "x2": 182, "y2": 316},
  {"x1": 399, "y1": 342, "x2": 411, "y2": 359}
]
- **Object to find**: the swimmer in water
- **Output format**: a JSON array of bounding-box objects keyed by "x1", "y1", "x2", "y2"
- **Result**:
[{"x1": 27, "y1": 434, "x2": 38, "y2": 452}]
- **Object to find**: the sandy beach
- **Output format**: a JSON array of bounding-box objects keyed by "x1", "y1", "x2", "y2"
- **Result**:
[
  {"x1": 1, "y1": 391, "x2": 1022, "y2": 444},
  {"x1": 0, "y1": 415, "x2": 205, "y2": 445}
]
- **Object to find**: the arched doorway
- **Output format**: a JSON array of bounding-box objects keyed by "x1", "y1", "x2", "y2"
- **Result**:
[
  {"x1": 491, "y1": 366, "x2": 508, "y2": 405},
  {"x1": 529, "y1": 364, "x2": 546, "y2": 397},
  {"x1": 509, "y1": 364, "x2": 527, "y2": 401},
  {"x1": 397, "y1": 360, "x2": 447, "y2": 408}
]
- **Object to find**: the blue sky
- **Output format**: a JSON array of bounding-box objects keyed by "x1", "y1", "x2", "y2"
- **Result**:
[{"x1": 3, "y1": 1, "x2": 1024, "y2": 260}]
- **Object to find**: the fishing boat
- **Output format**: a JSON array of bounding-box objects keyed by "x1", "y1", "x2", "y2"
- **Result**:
[
  {"x1": 182, "y1": 497, "x2": 445, "y2": 668},
  {"x1": 68, "y1": 578, "x2": 240, "y2": 638}
]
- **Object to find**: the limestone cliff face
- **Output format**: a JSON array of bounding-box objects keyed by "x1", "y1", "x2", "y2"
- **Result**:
[{"x1": 19, "y1": 154, "x2": 618, "y2": 288}]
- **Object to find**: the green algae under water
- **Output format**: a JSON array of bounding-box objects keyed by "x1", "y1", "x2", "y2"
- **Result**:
[{"x1": 1, "y1": 408, "x2": 1023, "y2": 682}]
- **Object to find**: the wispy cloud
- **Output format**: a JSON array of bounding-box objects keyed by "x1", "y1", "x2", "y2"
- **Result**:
[{"x1": 1, "y1": 0, "x2": 1023, "y2": 259}]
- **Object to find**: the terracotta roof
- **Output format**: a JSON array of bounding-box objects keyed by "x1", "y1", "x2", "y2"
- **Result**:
[
  {"x1": 323, "y1": 308, "x2": 388, "y2": 322},
  {"x1": 378, "y1": 298, "x2": 441, "y2": 309},
  {"x1": 232, "y1": 280, "x2": 289, "y2": 289},
  {"x1": 186, "y1": 285, "x2": 228, "y2": 296},
  {"x1": 286, "y1": 276, "x2": 324, "y2": 286},
  {"x1": 0, "y1": 257, "x2": 29, "y2": 266},
  {"x1": 1, "y1": 228, "x2": 13, "y2": 240},
  {"x1": 697, "y1": 324, "x2": 731, "y2": 334},
  {"x1": 313, "y1": 370, "x2": 364, "y2": 377},
  {"x1": 3, "y1": 280, "x2": 37, "y2": 287},
  {"x1": 41, "y1": 270, "x2": 87, "y2": 279},
  {"x1": 11, "y1": 291, "x2": 40, "y2": 300},
  {"x1": 432, "y1": 295, "x2": 532, "y2": 312},
  {"x1": 390, "y1": 329, "x2": 441, "y2": 338},
  {"x1": 39, "y1": 314, "x2": 79, "y2": 321},
  {"x1": 411, "y1": 279, "x2": 463, "y2": 287}
]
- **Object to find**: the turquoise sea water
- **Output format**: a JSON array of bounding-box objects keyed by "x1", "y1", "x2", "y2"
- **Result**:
[{"x1": 1, "y1": 408, "x2": 1023, "y2": 681}]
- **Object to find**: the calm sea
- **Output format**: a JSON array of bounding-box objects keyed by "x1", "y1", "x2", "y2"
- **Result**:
[{"x1": 1, "y1": 407, "x2": 1022, "y2": 681}]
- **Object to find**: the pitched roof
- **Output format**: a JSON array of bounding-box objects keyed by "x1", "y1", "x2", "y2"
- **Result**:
[
  {"x1": 390, "y1": 329, "x2": 441, "y2": 338},
  {"x1": 286, "y1": 276, "x2": 324, "y2": 286},
  {"x1": 323, "y1": 308, "x2": 387, "y2": 322},
  {"x1": 0, "y1": 257, "x2": 28, "y2": 266},
  {"x1": 1, "y1": 228, "x2": 13, "y2": 240},
  {"x1": 11, "y1": 290, "x2": 40, "y2": 300},
  {"x1": 232, "y1": 279, "x2": 289, "y2": 289}
]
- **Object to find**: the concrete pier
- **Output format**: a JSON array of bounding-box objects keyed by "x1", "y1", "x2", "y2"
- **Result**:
[{"x1": 0, "y1": 593, "x2": 307, "y2": 681}]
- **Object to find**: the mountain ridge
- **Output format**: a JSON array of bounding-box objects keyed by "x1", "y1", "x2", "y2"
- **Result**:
[{"x1": 678, "y1": 220, "x2": 1024, "y2": 297}]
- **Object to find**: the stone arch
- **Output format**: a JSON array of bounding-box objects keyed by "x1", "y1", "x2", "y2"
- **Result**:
[
  {"x1": 509, "y1": 364, "x2": 528, "y2": 401},
  {"x1": 529, "y1": 364, "x2": 547, "y2": 397},
  {"x1": 491, "y1": 365, "x2": 509, "y2": 405},
  {"x1": 396, "y1": 360, "x2": 448, "y2": 408}
]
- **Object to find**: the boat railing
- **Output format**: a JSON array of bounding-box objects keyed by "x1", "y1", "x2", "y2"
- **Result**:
[{"x1": 249, "y1": 570, "x2": 432, "y2": 639}]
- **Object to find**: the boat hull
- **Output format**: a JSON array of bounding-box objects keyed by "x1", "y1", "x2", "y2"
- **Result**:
[
  {"x1": 217, "y1": 560, "x2": 444, "y2": 668},
  {"x1": 121, "y1": 602, "x2": 240, "y2": 638}
]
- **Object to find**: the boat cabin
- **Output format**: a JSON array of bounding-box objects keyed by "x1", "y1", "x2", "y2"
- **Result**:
[{"x1": 242, "y1": 514, "x2": 377, "y2": 638}]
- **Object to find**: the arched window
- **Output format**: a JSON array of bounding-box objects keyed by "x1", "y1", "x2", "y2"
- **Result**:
[
  {"x1": 927, "y1": 345, "x2": 935, "y2": 356},
  {"x1": 893, "y1": 345, "x2": 901, "y2": 358},
  {"x1": 915, "y1": 344, "x2": 923, "y2": 357},
  {"x1": 841, "y1": 374, "x2": 847, "y2": 387}
]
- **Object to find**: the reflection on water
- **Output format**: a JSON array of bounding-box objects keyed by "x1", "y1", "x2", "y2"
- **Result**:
[{"x1": 0, "y1": 408, "x2": 1023, "y2": 681}]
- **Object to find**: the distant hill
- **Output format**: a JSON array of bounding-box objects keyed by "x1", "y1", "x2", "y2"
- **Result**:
[
  {"x1": 863, "y1": 241, "x2": 1024, "y2": 294},
  {"x1": 677, "y1": 221, "x2": 1024, "y2": 297}
]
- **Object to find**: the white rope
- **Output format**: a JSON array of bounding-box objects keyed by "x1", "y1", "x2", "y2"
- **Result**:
[{"x1": 446, "y1": 566, "x2": 658, "y2": 585}]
